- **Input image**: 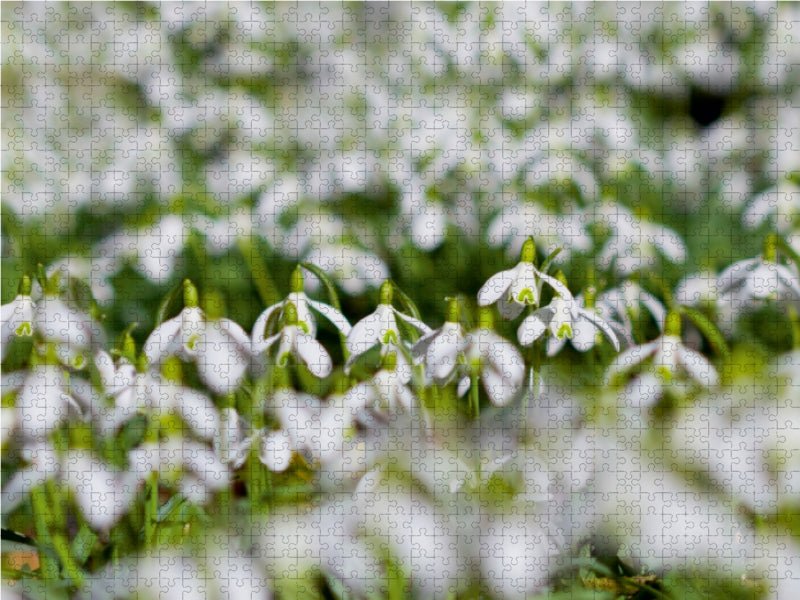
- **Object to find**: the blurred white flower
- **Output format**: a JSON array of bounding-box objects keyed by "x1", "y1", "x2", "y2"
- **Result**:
[
  {"x1": 257, "y1": 388, "x2": 325, "y2": 472},
  {"x1": 34, "y1": 294, "x2": 104, "y2": 369},
  {"x1": 214, "y1": 407, "x2": 252, "y2": 470},
  {"x1": 606, "y1": 328, "x2": 719, "y2": 396},
  {"x1": 458, "y1": 326, "x2": 524, "y2": 407},
  {"x1": 717, "y1": 255, "x2": 800, "y2": 308},
  {"x1": 596, "y1": 280, "x2": 667, "y2": 342},
  {"x1": 128, "y1": 438, "x2": 229, "y2": 505},
  {"x1": 743, "y1": 180, "x2": 800, "y2": 234},
  {"x1": 1, "y1": 282, "x2": 35, "y2": 361},
  {"x1": 3, "y1": 365, "x2": 83, "y2": 440},
  {"x1": 413, "y1": 320, "x2": 467, "y2": 385},
  {"x1": 595, "y1": 203, "x2": 687, "y2": 275},
  {"x1": 144, "y1": 302, "x2": 250, "y2": 395},
  {"x1": 477, "y1": 237, "x2": 573, "y2": 319},
  {"x1": 344, "y1": 351, "x2": 417, "y2": 415}
]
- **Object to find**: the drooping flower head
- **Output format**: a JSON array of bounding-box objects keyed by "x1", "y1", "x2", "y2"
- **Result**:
[
  {"x1": 477, "y1": 237, "x2": 572, "y2": 319},
  {"x1": 144, "y1": 280, "x2": 250, "y2": 394}
]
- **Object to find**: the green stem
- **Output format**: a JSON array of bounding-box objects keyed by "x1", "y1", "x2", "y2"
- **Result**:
[
  {"x1": 144, "y1": 473, "x2": 159, "y2": 547},
  {"x1": 469, "y1": 372, "x2": 480, "y2": 419},
  {"x1": 237, "y1": 237, "x2": 280, "y2": 306},
  {"x1": 789, "y1": 305, "x2": 800, "y2": 350},
  {"x1": 30, "y1": 485, "x2": 60, "y2": 583}
]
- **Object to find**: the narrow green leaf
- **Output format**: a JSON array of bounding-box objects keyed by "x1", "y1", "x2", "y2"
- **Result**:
[
  {"x1": 154, "y1": 279, "x2": 185, "y2": 327},
  {"x1": 679, "y1": 305, "x2": 731, "y2": 360},
  {"x1": 70, "y1": 523, "x2": 97, "y2": 565},
  {"x1": 389, "y1": 279, "x2": 422, "y2": 321},
  {"x1": 300, "y1": 262, "x2": 349, "y2": 361}
]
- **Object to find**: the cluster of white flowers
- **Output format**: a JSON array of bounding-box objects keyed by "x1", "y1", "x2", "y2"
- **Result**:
[{"x1": 4, "y1": 235, "x2": 799, "y2": 599}]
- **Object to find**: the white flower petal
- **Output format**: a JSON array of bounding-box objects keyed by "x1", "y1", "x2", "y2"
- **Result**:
[
  {"x1": 295, "y1": 333, "x2": 333, "y2": 378},
  {"x1": 517, "y1": 313, "x2": 548, "y2": 347},
  {"x1": 346, "y1": 309, "x2": 386, "y2": 356},
  {"x1": 260, "y1": 430, "x2": 294, "y2": 472},
  {"x1": 477, "y1": 264, "x2": 522, "y2": 306},
  {"x1": 307, "y1": 297, "x2": 352, "y2": 336},
  {"x1": 143, "y1": 314, "x2": 183, "y2": 365},
  {"x1": 677, "y1": 345, "x2": 719, "y2": 387}
]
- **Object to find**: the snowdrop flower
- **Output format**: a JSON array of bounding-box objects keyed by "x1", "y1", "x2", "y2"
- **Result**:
[
  {"x1": 251, "y1": 265, "x2": 351, "y2": 342},
  {"x1": 68, "y1": 349, "x2": 146, "y2": 437},
  {"x1": 257, "y1": 383, "x2": 326, "y2": 473},
  {"x1": 412, "y1": 298, "x2": 467, "y2": 384},
  {"x1": 144, "y1": 280, "x2": 250, "y2": 395},
  {"x1": 545, "y1": 289, "x2": 622, "y2": 355},
  {"x1": 1, "y1": 275, "x2": 35, "y2": 361},
  {"x1": 457, "y1": 308, "x2": 525, "y2": 407},
  {"x1": 344, "y1": 351, "x2": 417, "y2": 416},
  {"x1": 716, "y1": 236, "x2": 800, "y2": 309},
  {"x1": 34, "y1": 289, "x2": 104, "y2": 370},
  {"x1": 606, "y1": 311, "x2": 719, "y2": 397},
  {"x1": 345, "y1": 280, "x2": 430, "y2": 370},
  {"x1": 2, "y1": 442, "x2": 138, "y2": 531},
  {"x1": 213, "y1": 407, "x2": 252, "y2": 470},
  {"x1": 595, "y1": 202, "x2": 686, "y2": 276},
  {"x1": 4, "y1": 364, "x2": 82, "y2": 440},
  {"x1": 128, "y1": 438, "x2": 230, "y2": 506},
  {"x1": 518, "y1": 277, "x2": 620, "y2": 351},
  {"x1": 596, "y1": 280, "x2": 666, "y2": 343},
  {"x1": 252, "y1": 301, "x2": 333, "y2": 378},
  {"x1": 477, "y1": 237, "x2": 572, "y2": 319},
  {"x1": 742, "y1": 179, "x2": 800, "y2": 234}
]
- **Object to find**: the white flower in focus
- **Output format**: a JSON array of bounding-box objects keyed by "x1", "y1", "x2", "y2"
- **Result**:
[
  {"x1": 345, "y1": 280, "x2": 430, "y2": 369},
  {"x1": 144, "y1": 282, "x2": 250, "y2": 395},
  {"x1": 477, "y1": 237, "x2": 572, "y2": 319},
  {"x1": 251, "y1": 266, "x2": 351, "y2": 341},
  {"x1": 252, "y1": 301, "x2": 333, "y2": 378},
  {"x1": 518, "y1": 293, "x2": 620, "y2": 351},
  {"x1": 544, "y1": 292, "x2": 623, "y2": 355},
  {"x1": 606, "y1": 312, "x2": 719, "y2": 397}
]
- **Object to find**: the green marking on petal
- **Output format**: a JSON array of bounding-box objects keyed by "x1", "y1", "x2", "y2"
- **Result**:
[
  {"x1": 664, "y1": 311, "x2": 682, "y2": 337},
  {"x1": 382, "y1": 329, "x2": 398, "y2": 345},
  {"x1": 186, "y1": 333, "x2": 200, "y2": 352},
  {"x1": 556, "y1": 323, "x2": 572, "y2": 339},
  {"x1": 382, "y1": 351, "x2": 397, "y2": 371},
  {"x1": 16, "y1": 322, "x2": 33, "y2": 337},
  {"x1": 517, "y1": 288, "x2": 535, "y2": 304},
  {"x1": 656, "y1": 365, "x2": 673, "y2": 383},
  {"x1": 283, "y1": 302, "x2": 299, "y2": 326}
]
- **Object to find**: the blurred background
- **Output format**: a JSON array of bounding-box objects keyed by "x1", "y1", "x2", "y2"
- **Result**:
[{"x1": 3, "y1": 2, "x2": 799, "y2": 343}]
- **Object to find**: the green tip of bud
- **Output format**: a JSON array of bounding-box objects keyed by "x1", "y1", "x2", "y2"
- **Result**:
[
  {"x1": 554, "y1": 270, "x2": 569, "y2": 288},
  {"x1": 764, "y1": 234, "x2": 778, "y2": 263},
  {"x1": 477, "y1": 306, "x2": 494, "y2": 330},
  {"x1": 18, "y1": 274, "x2": 33, "y2": 296},
  {"x1": 379, "y1": 280, "x2": 393, "y2": 305},
  {"x1": 283, "y1": 301, "x2": 299, "y2": 326},
  {"x1": 665, "y1": 310, "x2": 682, "y2": 337},
  {"x1": 381, "y1": 351, "x2": 398, "y2": 371},
  {"x1": 445, "y1": 297, "x2": 460, "y2": 323},
  {"x1": 290, "y1": 266, "x2": 305, "y2": 293},
  {"x1": 41, "y1": 265, "x2": 60, "y2": 296},
  {"x1": 521, "y1": 237, "x2": 537, "y2": 264},
  {"x1": 202, "y1": 289, "x2": 224, "y2": 321},
  {"x1": 136, "y1": 353, "x2": 149, "y2": 373},
  {"x1": 183, "y1": 280, "x2": 199, "y2": 308},
  {"x1": 119, "y1": 332, "x2": 137, "y2": 364}
]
